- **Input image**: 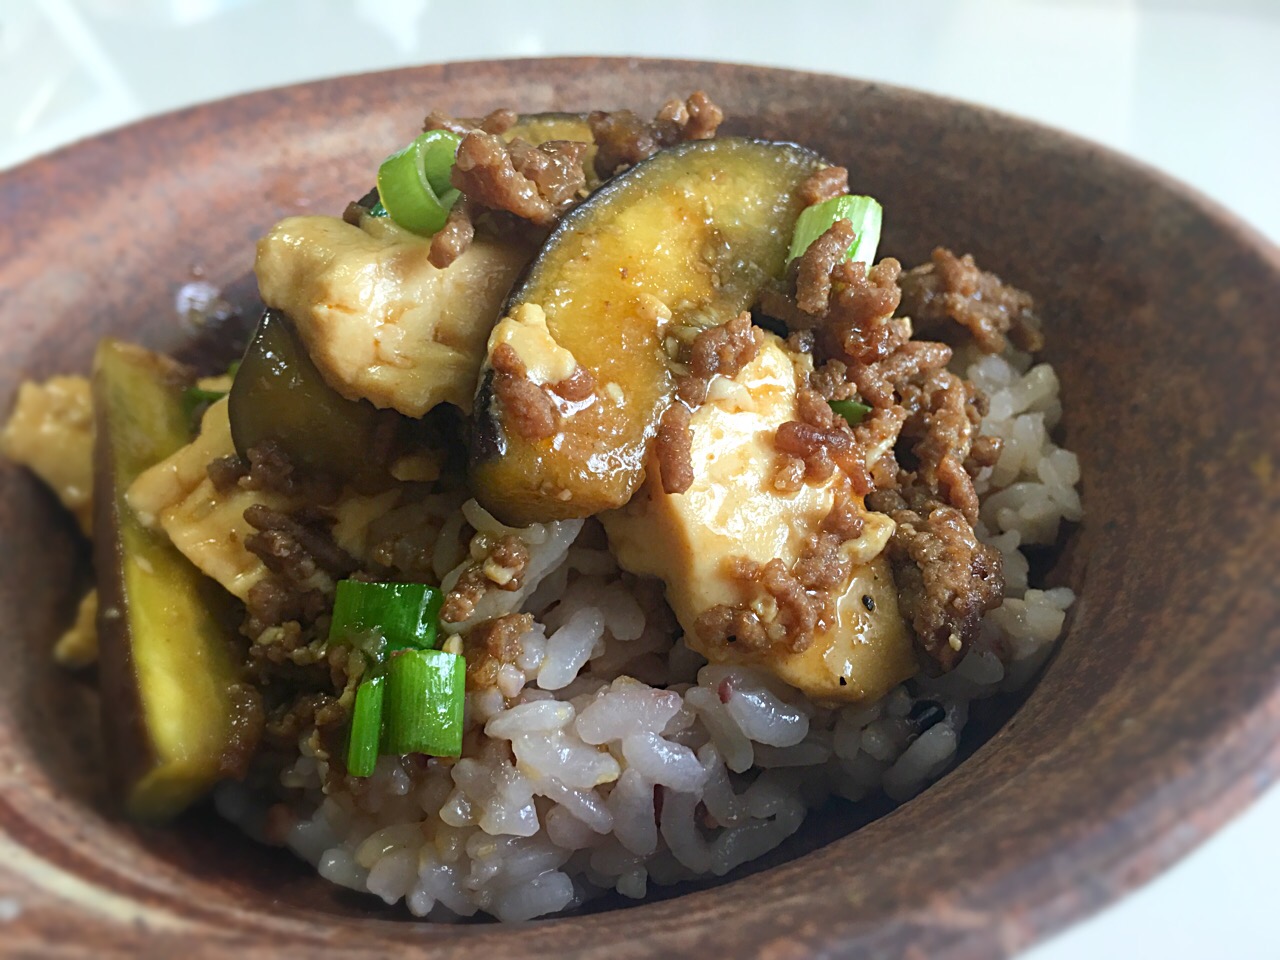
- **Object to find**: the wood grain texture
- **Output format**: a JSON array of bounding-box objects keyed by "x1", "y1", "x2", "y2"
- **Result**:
[{"x1": 0, "y1": 57, "x2": 1277, "y2": 958}]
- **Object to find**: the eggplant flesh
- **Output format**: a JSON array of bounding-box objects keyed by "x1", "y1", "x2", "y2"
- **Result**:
[
  {"x1": 93, "y1": 340, "x2": 244, "y2": 820},
  {"x1": 469, "y1": 137, "x2": 827, "y2": 525}
]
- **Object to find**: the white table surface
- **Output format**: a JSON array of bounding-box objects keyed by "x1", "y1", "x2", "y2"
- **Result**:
[{"x1": 2, "y1": 1, "x2": 1277, "y2": 956}]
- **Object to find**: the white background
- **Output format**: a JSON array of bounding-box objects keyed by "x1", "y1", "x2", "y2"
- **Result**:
[{"x1": 1, "y1": 1, "x2": 1277, "y2": 956}]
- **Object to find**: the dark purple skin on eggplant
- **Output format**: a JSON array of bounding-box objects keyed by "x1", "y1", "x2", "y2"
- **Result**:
[{"x1": 228, "y1": 309, "x2": 381, "y2": 481}]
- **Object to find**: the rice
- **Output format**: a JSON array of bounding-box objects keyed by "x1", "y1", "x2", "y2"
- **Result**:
[{"x1": 219, "y1": 345, "x2": 1080, "y2": 922}]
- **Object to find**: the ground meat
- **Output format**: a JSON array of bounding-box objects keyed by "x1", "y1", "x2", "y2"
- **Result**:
[
  {"x1": 658, "y1": 90, "x2": 723, "y2": 140},
  {"x1": 675, "y1": 374, "x2": 708, "y2": 407},
  {"x1": 825, "y1": 272, "x2": 908, "y2": 366},
  {"x1": 240, "y1": 440, "x2": 296, "y2": 495},
  {"x1": 451, "y1": 132, "x2": 587, "y2": 228},
  {"x1": 218, "y1": 682, "x2": 265, "y2": 778},
  {"x1": 870, "y1": 496, "x2": 1004, "y2": 671},
  {"x1": 695, "y1": 605, "x2": 770, "y2": 652},
  {"x1": 774, "y1": 421, "x2": 837, "y2": 483},
  {"x1": 490, "y1": 343, "x2": 558, "y2": 441},
  {"x1": 341, "y1": 187, "x2": 379, "y2": 225},
  {"x1": 771, "y1": 454, "x2": 807, "y2": 493},
  {"x1": 441, "y1": 564, "x2": 487, "y2": 625},
  {"x1": 442, "y1": 531, "x2": 531, "y2": 624},
  {"x1": 822, "y1": 486, "x2": 866, "y2": 540},
  {"x1": 207, "y1": 454, "x2": 248, "y2": 492},
  {"x1": 795, "y1": 220, "x2": 857, "y2": 316},
  {"x1": 810, "y1": 359, "x2": 853, "y2": 402},
  {"x1": 774, "y1": 415, "x2": 873, "y2": 494},
  {"x1": 896, "y1": 368, "x2": 986, "y2": 524},
  {"x1": 341, "y1": 201, "x2": 365, "y2": 227},
  {"x1": 428, "y1": 198, "x2": 476, "y2": 268},
  {"x1": 967, "y1": 434, "x2": 1003, "y2": 473},
  {"x1": 550, "y1": 365, "x2": 596, "y2": 402},
  {"x1": 244, "y1": 504, "x2": 358, "y2": 581},
  {"x1": 785, "y1": 329, "x2": 815, "y2": 355},
  {"x1": 241, "y1": 582, "x2": 326, "y2": 644},
  {"x1": 451, "y1": 131, "x2": 558, "y2": 226},
  {"x1": 238, "y1": 500, "x2": 349, "y2": 647},
  {"x1": 757, "y1": 237, "x2": 1017, "y2": 672},
  {"x1": 796, "y1": 385, "x2": 839, "y2": 430},
  {"x1": 654, "y1": 402, "x2": 695, "y2": 495},
  {"x1": 650, "y1": 312, "x2": 765, "y2": 495},
  {"x1": 791, "y1": 530, "x2": 851, "y2": 593},
  {"x1": 478, "y1": 108, "x2": 517, "y2": 134},
  {"x1": 589, "y1": 91, "x2": 724, "y2": 179},
  {"x1": 757, "y1": 559, "x2": 821, "y2": 650},
  {"x1": 850, "y1": 339, "x2": 952, "y2": 410},
  {"x1": 484, "y1": 535, "x2": 529, "y2": 590},
  {"x1": 854, "y1": 404, "x2": 910, "y2": 489},
  {"x1": 798, "y1": 166, "x2": 849, "y2": 206},
  {"x1": 424, "y1": 108, "x2": 518, "y2": 136},
  {"x1": 422, "y1": 111, "x2": 474, "y2": 135},
  {"x1": 689, "y1": 312, "x2": 763, "y2": 382},
  {"x1": 758, "y1": 246, "x2": 904, "y2": 372},
  {"x1": 464, "y1": 613, "x2": 533, "y2": 689},
  {"x1": 588, "y1": 109, "x2": 654, "y2": 179},
  {"x1": 246, "y1": 527, "x2": 318, "y2": 586},
  {"x1": 508, "y1": 138, "x2": 589, "y2": 210},
  {"x1": 897, "y1": 247, "x2": 1044, "y2": 353}
]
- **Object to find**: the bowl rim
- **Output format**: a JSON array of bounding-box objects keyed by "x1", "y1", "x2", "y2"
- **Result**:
[{"x1": 1, "y1": 55, "x2": 1278, "y2": 959}]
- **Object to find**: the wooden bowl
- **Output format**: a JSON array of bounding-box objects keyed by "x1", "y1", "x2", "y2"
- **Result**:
[{"x1": 0, "y1": 58, "x2": 1276, "y2": 958}]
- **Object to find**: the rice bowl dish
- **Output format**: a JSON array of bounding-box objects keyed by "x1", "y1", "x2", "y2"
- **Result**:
[{"x1": 1, "y1": 92, "x2": 1082, "y2": 922}]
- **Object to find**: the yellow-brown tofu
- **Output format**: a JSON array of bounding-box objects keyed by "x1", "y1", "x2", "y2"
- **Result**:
[
  {"x1": 127, "y1": 398, "x2": 413, "y2": 600},
  {"x1": 603, "y1": 336, "x2": 918, "y2": 703},
  {"x1": 255, "y1": 214, "x2": 528, "y2": 416},
  {"x1": 126, "y1": 398, "x2": 297, "y2": 601},
  {"x1": 1, "y1": 375, "x2": 95, "y2": 533}
]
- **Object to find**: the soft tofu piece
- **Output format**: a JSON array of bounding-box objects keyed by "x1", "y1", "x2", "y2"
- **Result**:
[
  {"x1": 328, "y1": 488, "x2": 402, "y2": 561},
  {"x1": 604, "y1": 335, "x2": 918, "y2": 703},
  {"x1": 126, "y1": 398, "x2": 298, "y2": 601},
  {"x1": 255, "y1": 214, "x2": 529, "y2": 416},
  {"x1": 127, "y1": 397, "x2": 415, "y2": 598},
  {"x1": 1, "y1": 375, "x2": 95, "y2": 533}
]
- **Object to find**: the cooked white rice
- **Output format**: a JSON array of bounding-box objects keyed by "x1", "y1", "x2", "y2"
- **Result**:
[{"x1": 217, "y1": 345, "x2": 1081, "y2": 922}]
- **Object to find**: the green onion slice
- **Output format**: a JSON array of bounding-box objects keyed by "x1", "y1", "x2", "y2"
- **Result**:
[
  {"x1": 829, "y1": 399, "x2": 872, "y2": 426},
  {"x1": 788, "y1": 194, "x2": 883, "y2": 266},
  {"x1": 382, "y1": 649, "x2": 466, "y2": 758},
  {"x1": 346, "y1": 674, "x2": 385, "y2": 778},
  {"x1": 329, "y1": 580, "x2": 443, "y2": 653},
  {"x1": 375, "y1": 130, "x2": 462, "y2": 236}
]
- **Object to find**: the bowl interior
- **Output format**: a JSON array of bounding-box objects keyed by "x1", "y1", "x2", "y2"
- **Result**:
[{"x1": 0, "y1": 58, "x2": 1276, "y2": 958}]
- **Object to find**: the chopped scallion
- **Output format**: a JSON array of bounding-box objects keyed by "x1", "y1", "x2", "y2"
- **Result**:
[
  {"x1": 346, "y1": 674, "x2": 385, "y2": 778},
  {"x1": 329, "y1": 580, "x2": 443, "y2": 652},
  {"x1": 382, "y1": 649, "x2": 466, "y2": 758},
  {"x1": 829, "y1": 398, "x2": 872, "y2": 426},
  {"x1": 375, "y1": 130, "x2": 462, "y2": 236},
  {"x1": 787, "y1": 194, "x2": 883, "y2": 266},
  {"x1": 367, "y1": 199, "x2": 389, "y2": 218}
]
